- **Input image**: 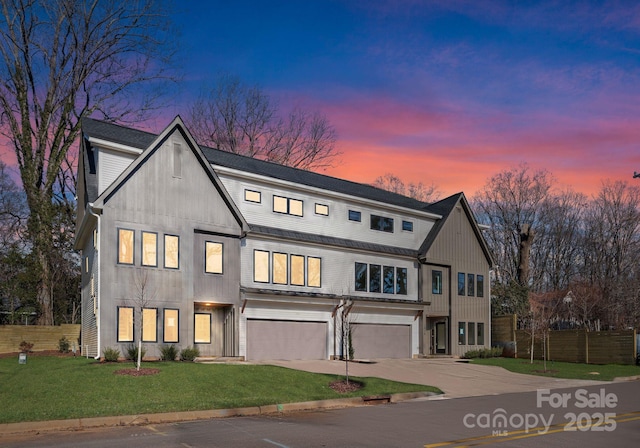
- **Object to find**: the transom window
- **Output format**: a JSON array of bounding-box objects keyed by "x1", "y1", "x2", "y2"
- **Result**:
[
  {"x1": 244, "y1": 189, "x2": 262, "y2": 203},
  {"x1": 273, "y1": 195, "x2": 303, "y2": 216},
  {"x1": 402, "y1": 220, "x2": 413, "y2": 232},
  {"x1": 370, "y1": 214, "x2": 394, "y2": 233},
  {"x1": 315, "y1": 203, "x2": 329, "y2": 216},
  {"x1": 348, "y1": 210, "x2": 361, "y2": 222}
]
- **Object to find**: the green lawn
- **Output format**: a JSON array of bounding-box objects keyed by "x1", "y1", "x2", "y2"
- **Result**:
[
  {"x1": 0, "y1": 356, "x2": 439, "y2": 424},
  {"x1": 472, "y1": 357, "x2": 640, "y2": 381}
]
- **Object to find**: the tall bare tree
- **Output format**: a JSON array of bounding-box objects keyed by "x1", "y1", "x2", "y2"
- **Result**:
[
  {"x1": 372, "y1": 172, "x2": 441, "y2": 202},
  {"x1": 0, "y1": 0, "x2": 175, "y2": 324},
  {"x1": 186, "y1": 74, "x2": 340, "y2": 170}
]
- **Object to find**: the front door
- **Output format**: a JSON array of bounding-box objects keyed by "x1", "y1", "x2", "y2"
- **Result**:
[{"x1": 435, "y1": 321, "x2": 446, "y2": 354}]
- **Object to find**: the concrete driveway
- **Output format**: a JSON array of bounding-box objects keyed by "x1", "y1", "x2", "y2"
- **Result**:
[{"x1": 264, "y1": 358, "x2": 608, "y2": 399}]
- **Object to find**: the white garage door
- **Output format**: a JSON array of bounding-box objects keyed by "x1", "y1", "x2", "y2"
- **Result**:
[
  {"x1": 352, "y1": 323, "x2": 411, "y2": 359},
  {"x1": 246, "y1": 319, "x2": 327, "y2": 361}
]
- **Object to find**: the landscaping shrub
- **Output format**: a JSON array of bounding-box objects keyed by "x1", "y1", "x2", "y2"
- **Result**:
[
  {"x1": 125, "y1": 344, "x2": 146, "y2": 362},
  {"x1": 462, "y1": 347, "x2": 503, "y2": 359},
  {"x1": 58, "y1": 336, "x2": 70, "y2": 353},
  {"x1": 180, "y1": 346, "x2": 200, "y2": 362},
  {"x1": 19, "y1": 341, "x2": 34, "y2": 353},
  {"x1": 160, "y1": 344, "x2": 179, "y2": 361},
  {"x1": 103, "y1": 347, "x2": 120, "y2": 362}
]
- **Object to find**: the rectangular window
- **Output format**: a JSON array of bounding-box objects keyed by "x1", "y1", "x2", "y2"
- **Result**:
[
  {"x1": 402, "y1": 220, "x2": 413, "y2": 232},
  {"x1": 141, "y1": 231, "x2": 158, "y2": 267},
  {"x1": 468, "y1": 322, "x2": 476, "y2": 345},
  {"x1": 117, "y1": 306, "x2": 134, "y2": 342},
  {"x1": 477, "y1": 323, "x2": 485, "y2": 345},
  {"x1": 289, "y1": 199, "x2": 303, "y2": 216},
  {"x1": 194, "y1": 313, "x2": 211, "y2": 344},
  {"x1": 477, "y1": 275, "x2": 484, "y2": 298},
  {"x1": 244, "y1": 189, "x2": 261, "y2": 203},
  {"x1": 458, "y1": 322, "x2": 466, "y2": 345},
  {"x1": 308, "y1": 257, "x2": 321, "y2": 287},
  {"x1": 290, "y1": 254, "x2": 305, "y2": 286},
  {"x1": 369, "y1": 264, "x2": 382, "y2": 293},
  {"x1": 205, "y1": 241, "x2": 223, "y2": 274},
  {"x1": 383, "y1": 266, "x2": 395, "y2": 294},
  {"x1": 458, "y1": 273, "x2": 465, "y2": 296},
  {"x1": 254, "y1": 250, "x2": 270, "y2": 283},
  {"x1": 370, "y1": 214, "x2": 394, "y2": 233},
  {"x1": 90, "y1": 276, "x2": 96, "y2": 315},
  {"x1": 355, "y1": 262, "x2": 367, "y2": 291},
  {"x1": 117, "y1": 228, "x2": 134, "y2": 265},
  {"x1": 273, "y1": 195, "x2": 303, "y2": 216},
  {"x1": 142, "y1": 308, "x2": 157, "y2": 342},
  {"x1": 396, "y1": 267, "x2": 408, "y2": 295},
  {"x1": 467, "y1": 273, "x2": 475, "y2": 296},
  {"x1": 164, "y1": 234, "x2": 179, "y2": 269},
  {"x1": 163, "y1": 308, "x2": 179, "y2": 343},
  {"x1": 432, "y1": 270, "x2": 442, "y2": 294},
  {"x1": 348, "y1": 210, "x2": 361, "y2": 222},
  {"x1": 315, "y1": 203, "x2": 329, "y2": 216},
  {"x1": 273, "y1": 195, "x2": 288, "y2": 214},
  {"x1": 273, "y1": 252, "x2": 288, "y2": 285}
]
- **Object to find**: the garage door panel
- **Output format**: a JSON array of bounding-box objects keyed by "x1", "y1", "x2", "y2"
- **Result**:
[
  {"x1": 247, "y1": 319, "x2": 327, "y2": 361},
  {"x1": 352, "y1": 323, "x2": 411, "y2": 359}
]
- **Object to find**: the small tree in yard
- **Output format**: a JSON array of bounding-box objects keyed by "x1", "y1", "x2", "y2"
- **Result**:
[
  {"x1": 338, "y1": 300, "x2": 355, "y2": 384},
  {"x1": 132, "y1": 269, "x2": 155, "y2": 371}
]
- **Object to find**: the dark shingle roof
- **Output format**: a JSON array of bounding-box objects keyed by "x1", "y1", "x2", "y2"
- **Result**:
[
  {"x1": 80, "y1": 117, "x2": 436, "y2": 213},
  {"x1": 251, "y1": 224, "x2": 418, "y2": 258}
]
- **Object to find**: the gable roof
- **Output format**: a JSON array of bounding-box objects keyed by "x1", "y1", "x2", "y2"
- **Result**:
[
  {"x1": 419, "y1": 192, "x2": 494, "y2": 266},
  {"x1": 80, "y1": 117, "x2": 440, "y2": 215},
  {"x1": 92, "y1": 116, "x2": 249, "y2": 233}
]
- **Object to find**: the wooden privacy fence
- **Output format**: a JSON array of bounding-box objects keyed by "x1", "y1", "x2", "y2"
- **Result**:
[
  {"x1": 492, "y1": 315, "x2": 637, "y2": 365},
  {"x1": 515, "y1": 329, "x2": 637, "y2": 365},
  {"x1": 0, "y1": 324, "x2": 81, "y2": 354}
]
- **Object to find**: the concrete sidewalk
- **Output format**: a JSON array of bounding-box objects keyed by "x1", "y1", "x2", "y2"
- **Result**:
[{"x1": 263, "y1": 357, "x2": 609, "y2": 399}]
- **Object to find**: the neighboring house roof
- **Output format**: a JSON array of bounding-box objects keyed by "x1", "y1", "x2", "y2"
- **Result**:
[
  {"x1": 80, "y1": 117, "x2": 437, "y2": 214},
  {"x1": 419, "y1": 192, "x2": 494, "y2": 266}
]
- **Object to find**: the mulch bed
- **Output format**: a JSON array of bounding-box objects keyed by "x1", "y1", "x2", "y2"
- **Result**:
[
  {"x1": 113, "y1": 367, "x2": 160, "y2": 377},
  {"x1": 329, "y1": 379, "x2": 362, "y2": 393}
]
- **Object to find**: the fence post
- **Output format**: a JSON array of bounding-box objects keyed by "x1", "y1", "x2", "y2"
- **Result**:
[{"x1": 585, "y1": 331, "x2": 589, "y2": 365}]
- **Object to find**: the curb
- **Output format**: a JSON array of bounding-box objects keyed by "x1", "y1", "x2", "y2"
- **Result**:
[{"x1": 0, "y1": 391, "x2": 440, "y2": 436}]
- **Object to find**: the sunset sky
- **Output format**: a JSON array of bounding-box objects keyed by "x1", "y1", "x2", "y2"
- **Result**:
[
  {"x1": 162, "y1": 0, "x2": 640, "y2": 198},
  {"x1": 4, "y1": 1, "x2": 640, "y2": 199}
]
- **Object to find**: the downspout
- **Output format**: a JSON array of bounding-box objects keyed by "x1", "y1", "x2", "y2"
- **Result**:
[{"x1": 87, "y1": 203, "x2": 101, "y2": 359}]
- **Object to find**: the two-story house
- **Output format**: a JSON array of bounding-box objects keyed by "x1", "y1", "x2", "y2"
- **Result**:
[{"x1": 74, "y1": 116, "x2": 492, "y2": 360}]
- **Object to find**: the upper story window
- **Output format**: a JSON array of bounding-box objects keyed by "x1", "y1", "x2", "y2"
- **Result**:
[
  {"x1": 432, "y1": 270, "x2": 442, "y2": 294},
  {"x1": 458, "y1": 272, "x2": 465, "y2": 296},
  {"x1": 402, "y1": 220, "x2": 413, "y2": 232},
  {"x1": 315, "y1": 203, "x2": 329, "y2": 216},
  {"x1": 164, "y1": 234, "x2": 180, "y2": 269},
  {"x1": 141, "y1": 231, "x2": 158, "y2": 267},
  {"x1": 117, "y1": 228, "x2": 134, "y2": 265},
  {"x1": 467, "y1": 273, "x2": 475, "y2": 296},
  {"x1": 354, "y1": 262, "x2": 407, "y2": 295},
  {"x1": 348, "y1": 210, "x2": 361, "y2": 222},
  {"x1": 477, "y1": 275, "x2": 484, "y2": 297},
  {"x1": 370, "y1": 214, "x2": 394, "y2": 233},
  {"x1": 244, "y1": 189, "x2": 261, "y2": 203},
  {"x1": 273, "y1": 195, "x2": 303, "y2": 217},
  {"x1": 254, "y1": 250, "x2": 321, "y2": 287},
  {"x1": 204, "y1": 241, "x2": 223, "y2": 274}
]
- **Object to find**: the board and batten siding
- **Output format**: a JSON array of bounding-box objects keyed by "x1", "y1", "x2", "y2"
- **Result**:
[
  {"x1": 96, "y1": 130, "x2": 244, "y2": 357},
  {"x1": 422, "y1": 203, "x2": 491, "y2": 356}
]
